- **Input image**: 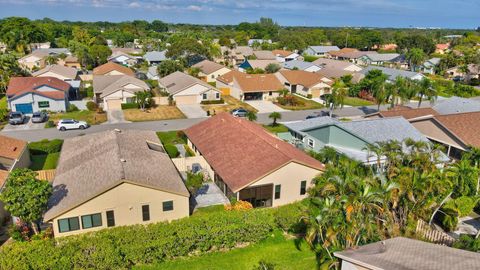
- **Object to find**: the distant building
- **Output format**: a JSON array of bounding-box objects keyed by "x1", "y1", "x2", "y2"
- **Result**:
[{"x1": 304, "y1": 46, "x2": 340, "y2": 57}]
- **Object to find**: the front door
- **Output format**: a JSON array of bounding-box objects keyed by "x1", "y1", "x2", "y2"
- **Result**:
[{"x1": 239, "y1": 184, "x2": 273, "y2": 208}]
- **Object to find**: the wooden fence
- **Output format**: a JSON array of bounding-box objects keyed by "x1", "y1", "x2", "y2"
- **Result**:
[
  {"x1": 36, "y1": 169, "x2": 56, "y2": 182},
  {"x1": 416, "y1": 219, "x2": 456, "y2": 246}
]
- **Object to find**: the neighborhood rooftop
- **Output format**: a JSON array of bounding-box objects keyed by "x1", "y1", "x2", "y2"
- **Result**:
[
  {"x1": 159, "y1": 71, "x2": 214, "y2": 95},
  {"x1": 433, "y1": 96, "x2": 480, "y2": 115},
  {"x1": 44, "y1": 130, "x2": 189, "y2": 221},
  {"x1": 192, "y1": 59, "x2": 227, "y2": 74},
  {"x1": 361, "y1": 66, "x2": 423, "y2": 80},
  {"x1": 32, "y1": 64, "x2": 78, "y2": 80},
  {"x1": 93, "y1": 61, "x2": 134, "y2": 76},
  {"x1": 7, "y1": 76, "x2": 71, "y2": 100}
]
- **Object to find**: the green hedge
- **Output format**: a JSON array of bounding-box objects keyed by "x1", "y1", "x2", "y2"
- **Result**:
[
  {"x1": 28, "y1": 139, "x2": 63, "y2": 155},
  {"x1": 0, "y1": 203, "x2": 308, "y2": 270},
  {"x1": 200, "y1": 99, "x2": 224, "y2": 105},
  {"x1": 121, "y1": 103, "x2": 139, "y2": 110},
  {"x1": 164, "y1": 144, "x2": 179, "y2": 158}
]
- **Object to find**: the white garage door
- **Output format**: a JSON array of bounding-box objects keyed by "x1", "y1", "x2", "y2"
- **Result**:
[
  {"x1": 106, "y1": 99, "x2": 123, "y2": 110},
  {"x1": 175, "y1": 95, "x2": 197, "y2": 105}
]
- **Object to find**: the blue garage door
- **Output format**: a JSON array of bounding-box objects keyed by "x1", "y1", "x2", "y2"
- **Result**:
[{"x1": 15, "y1": 103, "x2": 33, "y2": 114}]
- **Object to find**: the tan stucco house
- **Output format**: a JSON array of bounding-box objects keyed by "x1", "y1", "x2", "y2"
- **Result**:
[
  {"x1": 159, "y1": 71, "x2": 222, "y2": 105},
  {"x1": 216, "y1": 70, "x2": 284, "y2": 101},
  {"x1": 32, "y1": 64, "x2": 79, "y2": 81},
  {"x1": 44, "y1": 130, "x2": 189, "y2": 237},
  {"x1": 184, "y1": 113, "x2": 324, "y2": 208},
  {"x1": 276, "y1": 70, "x2": 332, "y2": 98},
  {"x1": 93, "y1": 62, "x2": 135, "y2": 77},
  {"x1": 192, "y1": 60, "x2": 231, "y2": 83},
  {"x1": 93, "y1": 75, "x2": 150, "y2": 110}
]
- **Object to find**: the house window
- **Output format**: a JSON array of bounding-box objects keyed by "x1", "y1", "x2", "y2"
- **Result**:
[
  {"x1": 300, "y1": 181, "x2": 307, "y2": 195},
  {"x1": 307, "y1": 138, "x2": 315, "y2": 148},
  {"x1": 202, "y1": 93, "x2": 208, "y2": 100},
  {"x1": 58, "y1": 217, "x2": 80, "y2": 233},
  {"x1": 274, "y1": 185, "x2": 281, "y2": 199},
  {"x1": 269, "y1": 91, "x2": 273, "y2": 96},
  {"x1": 215, "y1": 92, "x2": 220, "y2": 99},
  {"x1": 81, "y1": 213, "x2": 102, "y2": 229},
  {"x1": 106, "y1": 210, "x2": 115, "y2": 227},
  {"x1": 163, "y1": 201, "x2": 174, "y2": 212},
  {"x1": 142, "y1": 205, "x2": 150, "y2": 221},
  {"x1": 38, "y1": 101, "x2": 50, "y2": 108},
  {"x1": 211, "y1": 74, "x2": 215, "y2": 79}
]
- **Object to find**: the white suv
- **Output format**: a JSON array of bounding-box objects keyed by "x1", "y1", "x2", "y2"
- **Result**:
[{"x1": 57, "y1": 119, "x2": 89, "y2": 131}]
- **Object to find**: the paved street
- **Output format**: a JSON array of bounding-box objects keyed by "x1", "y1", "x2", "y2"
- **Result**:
[{"x1": 1, "y1": 101, "x2": 431, "y2": 142}]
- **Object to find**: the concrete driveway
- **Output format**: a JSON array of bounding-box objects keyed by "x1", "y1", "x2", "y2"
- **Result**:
[
  {"x1": 106, "y1": 109, "x2": 129, "y2": 124},
  {"x1": 246, "y1": 100, "x2": 287, "y2": 113},
  {"x1": 177, "y1": 104, "x2": 207, "y2": 119},
  {"x1": 2, "y1": 116, "x2": 45, "y2": 132}
]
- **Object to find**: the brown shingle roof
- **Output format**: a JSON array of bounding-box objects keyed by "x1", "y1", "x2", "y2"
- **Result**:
[
  {"x1": 184, "y1": 113, "x2": 324, "y2": 192},
  {"x1": 192, "y1": 60, "x2": 228, "y2": 74},
  {"x1": 279, "y1": 70, "x2": 330, "y2": 88},
  {"x1": 218, "y1": 71, "x2": 283, "y2": 93},
  {"x1": 93, "y1": 62, "x2": 134, "y2": 76},
  {"x1": 379, "y1": 107, "x2": 439, "y2": 120},
  {"x1": 44, "y1": 130, "x2": 189, "y2": 221},
  {"x1": 327, "y1": 48, "x2": 358, "y2": 57},
  {"x1": 272, "y1": 49, "x2": 293, "y2": 58},
  {"x1": 7, "y1": 77, "x2": 70, "y2": 100},
  {"x1": 253, "y1": 50, "x2": 276, "y2": 60},
  {"x1": 32, "y1": 64, "x2": 78, "y2": 80},
  {"x1": 0, "y1": 170, "x2": 9, "y2": 188},
  {"x1": 434, "y1": 112, "x2": 480, "y2": 148},
  {"x1": 0, "y1": 135, "x2": 27, "y2": 160}
]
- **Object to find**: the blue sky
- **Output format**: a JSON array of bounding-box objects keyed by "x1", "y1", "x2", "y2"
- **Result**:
[{"x1": 0, "y1": 0, "x2": 478, "y2": 29}]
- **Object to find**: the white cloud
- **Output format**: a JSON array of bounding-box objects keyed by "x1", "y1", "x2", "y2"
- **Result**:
[{"x1": 186, "y1": 5, "x2": 203, "y2": 11}]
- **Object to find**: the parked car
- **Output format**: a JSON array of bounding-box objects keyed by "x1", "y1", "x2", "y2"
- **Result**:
[
  {"x1": 231, "y1": 108, "x2": 249, "y2": 117},
  {"x1": 57, "y1": 119, "x2": 89, "y2": 131},
  {"x1": 306, "y1": 111, "x2": 329, "y2": 119},
  {"x1": 8, "y1": 112, "x2": 26, "y2": 125},
  {"x1": 31, "y1": 112, "x2": 48, "y2": 123}
]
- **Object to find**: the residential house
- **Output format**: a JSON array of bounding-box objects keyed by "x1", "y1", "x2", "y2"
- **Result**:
[
  {"x1": 360, "y1": 66, "x2": 425, "y2": 82},
  {"x1": 304, "y1": 46, "x2": 340, "y2": 57},
  {"x1": 435, "y1": 43, "x2": 450, "y2": 54},
  {"x1": 433, "y1": 96, "x2": 480, "y2": 115},
  {"x1": 313, "y1": 58, "x2": 363, "y2": 73},
  {"x1": 29, "y1": 42, "x2": 51, "y2": 51},
  {"x1": 108, "y1": 51, "x2": 139, "y2": 67},
  {"x1": 379, "y1": 43, "x2": 398, "y2": 51},
  {"x1": 327, "y1": 48, "x2": 359, "y2": 59},
  {"x1": 357, "y1": 53, "x2": 404, "y2": 67},
  {"x1": 93, "y1": 62, "x2": 135, "y2": 77},
  {"x1": 248, "y1": 39, "x2": 272, "y2": 47},
  {"x1": 283, "y1": 116, "x2": 429, "y2": 165},
  {"x1": 252, "y1": 50, "x2": 276, "y2": 60},
  {"x1": 331, "y1": 50, "x2": 378, "y2": 64},
  {"x1": 334, "y1": 237, "x2": 480, "y2": 270},
  {"x1": 32, "y1": 65, "x2": 79, "y2": 81},
  {"x1": 184, "y1": 113, "x2": 324, "y2": 207},
  {"x1": 159, "y1": 71, "x2": 221, "y2": 105},
  {"x1": 282, "y1": 60, "x2": 322, "y2": 73},
  {"x1": 0, "y1": 135, "x2": 30, "y2": 224},
  {"x1": 192, "y1": 60, "x2": 231, "y2": 83},
  {"x1": 216, "y1": 70, "x2": 283, "y2": 101},
  {"x1": 238, "y1": 59, "x2": 280, "y2": 72},
  {"x1": 93, "y1": 75, "x2": 150, "y2": 110},
  {"x1": 43, "y1": 130, "x2": 190, "y2": 237},
  {"x1": 18, "y1": 48, "x2": 71, "y2": 70},
  {"x1": 421, "y1": 58, "x2": 441, "y2": 74},
  {"x1": 276, "y1": 70, "x2": 332, "y2": 98},
  {"x1": 110, "y1": 48, "x2": 142, "y2": 55},
  {"x1": 143, "y1": 50, "x2": 167, "y2": 65},
  {"x1": 61, "y1": 55, "x2": 81, "y2": 69},
  {"x1": 231, "y1": 46, "x2": 254, "y2": 64},
  {"x1": 445, "y1": 64, "x2": 480, "y2": 81},
  {"x1": 7, "y1": 77, "x2": 73, "y2": 113},
  {"x1": 271, "y1": 50, "x2": 301, "y2": 62}
]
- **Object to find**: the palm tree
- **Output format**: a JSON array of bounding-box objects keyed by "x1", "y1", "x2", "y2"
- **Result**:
[
  {"x1": 246, "y1": 111, "x2": 257, "y2": 121},
  {"x1": 468, "y1": 147, "x2": 480, "y2": 195},
  {"x1": 406, "y1": 48, "x2": 426, "y2": 72},
  {"x1": 134, "y1": 90, "x2": 152, "y2": 111},
  {"x1": 44, "y1": 55, "x2": 58, "y2": 65},
  {"x1": 331, "y1": 79, "x2": 348, "y2": 109},
  {"x1": 416, "y1": 78, "x2": 436, "y2": 108},
  {"x1": 268, "y1": 112, "x2": 281, "y2": 126}
]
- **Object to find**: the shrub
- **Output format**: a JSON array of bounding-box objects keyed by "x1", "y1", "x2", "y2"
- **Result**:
[
  {"x1": 0, "y1": 109, "x2": 8, "y2": 122},
  {"x1": 200, "y1": 99, "x2": 224, "y2": 105},
  {"x1": 452, "y1": 234, "x2": 480, "y2": 252},
  {"x1": 186, "y1": 172, "x2": 204, "y2": 194},
  {"x1": 277, "y1": 95, "x2": 304, "y2": 107},
  {"x1": 225, "y1": 200, "x2": 253, "y2": 211},
  {"x1": 45, "y1": 120, "x2": 55, "y2": 128},
  {"x1": 272, "y1": 202, "x2": 307, "y2": 233},
  {"x1": 445, "y1": 196, "x2": 477, "y2": 217},
  {"x1": 184, "y1": 145, "x2": 195, "y2": 157},
  {"x1": 306, "y1": 94, "x2": 312, "y2": 99},
  {"x1": 86, "y1": 101, "x2": 98, "y2": 111},
  {"x1": 164, "y1": 144, "x2": 179, "y2": 158},
  {"x1": 85, "y1": 86, "x2": 94, "y2": 98},
  {"x1": 67, "y1": 104, "x2": 79, "y2": 112},
  {"x1": 121, "y1": 103, "x2": 139, "y2": 110},
  {"x1": 28, "y1": 139, "x2": 63, "y2": 155}
]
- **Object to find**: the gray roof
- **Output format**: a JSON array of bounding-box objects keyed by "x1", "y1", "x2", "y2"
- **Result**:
[
  {"x1": 32, "y1": 64, "x2": 78, "y2": 80},
  {"x1": 44, "y1": 130, "x2": 189, "y2": 221},
  {"x1": 433, "y1": 96, "x2": 480, "y2": 115},
  {"x1": 424, "y1": 57, "x2": 441, "y2": 67},
  {"x1": 93, "y1": 75, "x2": 150, "y2": 98},
  {"x1": 253, "y1": 50, "x2": 276, "y2": 60},
  {"x1": 361, "y1": 66, "x2": 424, "y2": 81},
  {"x1": 283, "y1": 60, "x2": 319, "y2": 71},
  {"x1": 159, "y1": 71, "x2": 215, "y2": 95},
  {"x1": 313, "y1": 58, "x2": 358, "y2": 70},
  {"x1": 335, "y1": 237, "x2": 480, "y2": 270},
  {"x1": 307, "y1": 46, "x2": 340, "y2": 53},
  {"x1": 143, "y1": 50, "x2": 167, "y2": 62},
  {"x1": 362, "y1": 53, "x2": 402, "y2": 62}
]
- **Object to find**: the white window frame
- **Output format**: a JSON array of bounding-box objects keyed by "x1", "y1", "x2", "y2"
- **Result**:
[
  {"x1": 307, "y1": 138, "x2": 315, "y2": 148},
  {"x1": 202, "y1": 93, "x2": 208, "y2": 100}
]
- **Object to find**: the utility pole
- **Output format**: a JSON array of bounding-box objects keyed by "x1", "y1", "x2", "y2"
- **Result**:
[{"x1": 345, "y1": 32, "x2": 349, "y2": 48}]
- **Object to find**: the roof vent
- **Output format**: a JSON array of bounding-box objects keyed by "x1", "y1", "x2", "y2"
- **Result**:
[
  {"x1": 12, "y1": 147, "x2": 17, "y2": 152},
  {"x1": 120, "y1": 158, "x2": 126, "y2": 162}
]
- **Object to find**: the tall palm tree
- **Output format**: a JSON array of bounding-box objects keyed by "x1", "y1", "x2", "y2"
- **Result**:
[
  {"x1": 246, "y1": 111, "x2": 257, "y2": 121},
  {"x1": 268, "y1": 112, "x2": 281, "y2": 126},
  {"x1": 406, "y1": 48, "x2": 426, "y2": 72},
  {"x1": 331, "y1": 79, "x2": 348, "y2": 109},
  {"x1": 416, "y1": 77, "x2": 436, "y2": 108}
]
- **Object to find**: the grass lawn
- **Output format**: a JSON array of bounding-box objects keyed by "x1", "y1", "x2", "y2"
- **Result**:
[
  {"x1": 263, "y1": 124, "x2": 288, "y2": 134},
  {"x1": 48, "y1": 110, "x2": 107, "y2": 126},
  {"x1": 134, "y1": 231, "x2": 317, "y2": 270},
  {"x1": 29, "y1": 152, "x2": 60, "y2": 171},
  {"x1": 157, "y1": 131, "x2": 187, "y2": 145},
  {"x1": 343, "y1": 97, "x2": 374, "y2": 107},
  {"x1": 202, "y1": 95, "x2": 258, "y2": 114},
  {"x1": 275, "y1": 95, "x2": 324, "y2": 111},
  {"x1": 124, "y1": 106, "x2": 185, "y2": 122}
]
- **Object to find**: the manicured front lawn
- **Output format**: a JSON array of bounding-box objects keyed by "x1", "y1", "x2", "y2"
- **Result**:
[
  {"x1": 343, "y1": 97, "x2": 374, "y2": 106},
  {"x1": 157, "y1": 131, "x2": 187, "y2": 145},
  {"x1": 134, "y1": 231, "x2": 317, "y2": 270},
  {"x1": 29, "y1": 152, "x2": 60, "y2": 171},
  {"x1": 201, "y1": 95, "x2": 258, "y2": 114},
  {"x1": 124, "y1": 106, "x2": 185, "y2": 122},
  {"x1": 48, "y1": 110, "x2": 107, "y2": 125},
  {"x1": 263, "y1": 124, "x2": 289, "y2": 134},
  {"x1": 275, "y1": 95, "x2": 324, "y2": 111}
]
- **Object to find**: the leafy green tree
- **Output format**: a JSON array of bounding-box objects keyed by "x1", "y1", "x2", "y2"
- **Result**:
[
  {"x1": 89, "y1": 45, "x2": 112, "y2": 67},
  {"x1": 188, "y1": 67, "x2": 201, "y2": 78},
  {"x1": 265, "y1": 63, "x2": 280, "y2": 74},
  {"x1": 268, "y1": 112, "x2": 281, "y2": 126},
  {"x1": 406, "y1": 48, "x2": 426, "y2": 71},
  {"x1": 0, "y1": 53, "x2": 26, "y2": 94},
  {"x1": 150, "y1": 20, "x2": 168, "y2": 32},
  {"x1": 134, "y1": 90, "x2": 152, "y2": 111},
  {"x1": 0, "y1": 169, "x2": 52, "y2": 234},
  {"x1": 157, "y1": 60, "x2": 184, "y2": 77}
]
